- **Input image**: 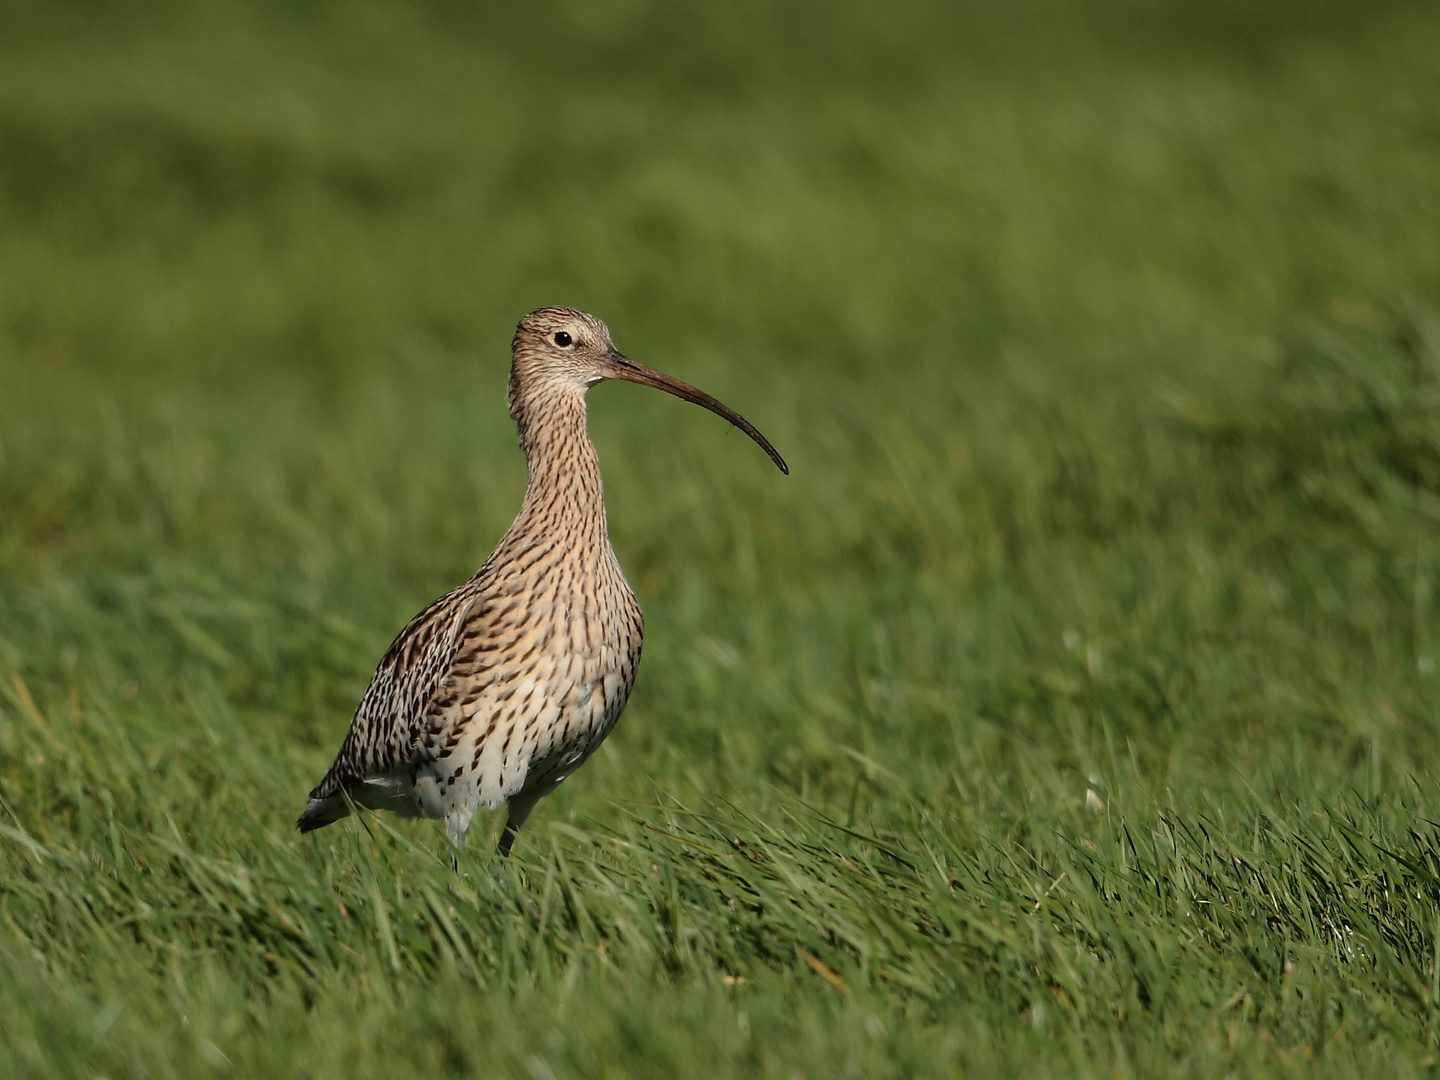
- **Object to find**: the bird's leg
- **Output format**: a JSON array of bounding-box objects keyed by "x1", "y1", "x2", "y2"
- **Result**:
[
  {"x1": 497, "y1": 824, "x2": 518, "y2": 858},
  {"x1": 498, "y1": 789, "x2": 544, "y2": 857}
]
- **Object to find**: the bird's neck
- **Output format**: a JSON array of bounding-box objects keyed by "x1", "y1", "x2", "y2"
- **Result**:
[{"x1": 508, "y1": 387, "x2": 608, "y2": 549}]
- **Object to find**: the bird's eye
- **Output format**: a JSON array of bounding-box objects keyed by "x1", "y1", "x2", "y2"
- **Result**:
[{"x1": 553, "y1": 331, "x2": 572, "y2": 347}]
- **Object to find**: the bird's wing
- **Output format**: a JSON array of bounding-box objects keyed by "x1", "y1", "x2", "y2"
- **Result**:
[{"x1": 305, "y1": 580, "x2": 484, "y2": 802}]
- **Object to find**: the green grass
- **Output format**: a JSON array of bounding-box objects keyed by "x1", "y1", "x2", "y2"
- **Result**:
[{"x1": 4, "y1": 0, "x2": 1440, "y2": 1075}]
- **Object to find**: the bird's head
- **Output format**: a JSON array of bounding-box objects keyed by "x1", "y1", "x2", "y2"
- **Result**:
[{"x1": 508, "y1": 306, "x2": 788, "y2": 474}]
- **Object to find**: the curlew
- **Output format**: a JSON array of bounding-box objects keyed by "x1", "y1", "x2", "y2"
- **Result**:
[{"x1": 297, "y1": 307, "x2": 787, "y2": 856}]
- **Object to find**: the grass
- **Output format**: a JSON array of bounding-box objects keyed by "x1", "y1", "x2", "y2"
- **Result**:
[{"x1": 4, "y1": 0, "x2": 1440, "y2": 1075}]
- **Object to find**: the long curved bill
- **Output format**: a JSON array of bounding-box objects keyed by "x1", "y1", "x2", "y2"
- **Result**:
[{"x1": 599, "y1": 350, "x2": 789, "y2": 475}]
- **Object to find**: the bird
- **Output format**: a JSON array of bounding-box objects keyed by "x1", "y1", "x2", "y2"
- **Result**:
[{"x1": 297, "y1": 307, "x2": 787, "y2": 856}]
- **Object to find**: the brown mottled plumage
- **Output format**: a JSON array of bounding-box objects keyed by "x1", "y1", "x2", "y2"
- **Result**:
[{"x1": 297, "y1": 308, "x2": 787, "y2": 855}]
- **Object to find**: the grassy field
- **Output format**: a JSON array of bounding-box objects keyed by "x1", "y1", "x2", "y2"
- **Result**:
[{"x1": 4, "y1": 0, "x2": 1440, "y2": 1075}]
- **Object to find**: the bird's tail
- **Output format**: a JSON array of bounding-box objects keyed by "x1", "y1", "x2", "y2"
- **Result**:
[
  {"x1": 296, "y1": 775, "x2": 420, "y2": 833},
  {"x1": 296, "y1": 792, "x2": 350, "y2": 833}
]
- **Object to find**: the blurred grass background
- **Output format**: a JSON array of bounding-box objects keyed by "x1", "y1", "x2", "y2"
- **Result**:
[{"x1": 4, "y1": 0, "x2": 1440, "y2": 1076}]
